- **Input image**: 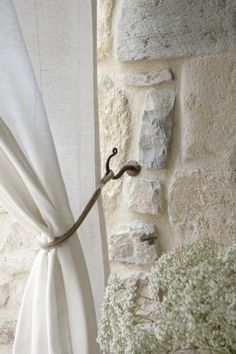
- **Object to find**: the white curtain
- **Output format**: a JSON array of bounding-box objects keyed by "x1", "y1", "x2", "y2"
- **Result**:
[{"x1": 0, "y1": 0, "x2": 108, "y2": 353}]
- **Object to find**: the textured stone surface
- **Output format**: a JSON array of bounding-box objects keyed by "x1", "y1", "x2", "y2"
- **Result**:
[
  {"x1": 0, "y1": 206, "x2": 7, "y2": 214},
  {"x1": 0, "y1": 318, "x2": 16, "y2": 344},
  {"x1": 181, "y1": 54, "x2": 236, "y2": 167},
  {"x1": 97, "y1": 0, "x2": 113, "y2": 60},
  {"x1": 117, "y1": 0, "x2": 236, "y2": 61},
  {"x1": 1, "y1": 251, "x2": 37, "y2": 275},
  {"x1": 0, "y1": 344, "x2": 12, "y2": 354},
  {"x1": 109, "y1": 221, "x2": 158, "y2": 264},
  {"x1": 139, "y1": 89, "x2": 175, "y2": 169},
  {"x1": 119, "y1": 271, "x2": 149, "y2": 288},
  {"x1": 0, "y1": 217, "x2": 39, "y2": 252},
  {"x1": 125, "y1": 176, "x2": 163, "y2": 215},
  {"x1": 0, "y1": 281, "x2": 10, "y2": 307},
  {"x1": 169, "y1": 171, "x2": 236, "y2": 244},
  {"x1": 98, "y1": 76, "x2": 131, "y2": 209},
  {"x1": 124, "y1": 69, "x2": 172, "y2": 86},
  {"x1": 16, "y1": 277, "x2": 28, "y2": 306}
]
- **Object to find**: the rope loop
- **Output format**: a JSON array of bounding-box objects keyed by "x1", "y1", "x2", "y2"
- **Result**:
[{"x1": 40, "y1": 170, "x2": 114, "y2": 250}]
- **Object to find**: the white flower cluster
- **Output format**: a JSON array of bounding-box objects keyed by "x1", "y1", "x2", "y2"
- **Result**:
[{"x1": 97, "y1": 237, "x2": 236, "y2": 354}]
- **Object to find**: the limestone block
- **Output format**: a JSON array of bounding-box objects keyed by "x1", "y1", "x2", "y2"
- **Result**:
[
  {"x1": 119, "y1": 271, "x2": 149, "y2": 288},
  {"x1": 98, "y1": 76, "x2": 131, "y2": 209},
  {"x1": 16, "y1": 277, "x2": 28, "y2": 306},
  {"x1": 139, "y1": 89, "x2": 175, "y2": 169},
  {"x1": 125, "y1": 176, "x2": 163, "y2": 215},
  {"x1": 0, "y1": 206, "x2": 7, "y2": 214},
  {"x1": 0, "y1": 216, "x2": 39, "y2": 252},
  {"x1": 0, "y1": 318, "x2": 16, "y2": 344},
  {"x1": 1, "y1": 251, "x2": 37, "y2": 275},
  {"x1": 0, "y1": 281, "x2": 10, "y2": 307},
  {"x1": 109, "y1": 221, "x2": 158, "y2": 264},
  {"x1": 124, "y1": 69, "x2": 172, "y2": 87},
  {"x1": 168, "y1": 171, "x2": 236, "y2": 244},
  {"x1": 97, "y1": 0, "x2": 113, "y2": 60},
  {"x1": 181, "y1": 54, "x2": 236, "y2": 167},
  {"x1": 117, "y1": 0, "x2": 236, "y2": 61},
  {"x1": 0, "y1": 344, "x2": 12, "y2": 354}
]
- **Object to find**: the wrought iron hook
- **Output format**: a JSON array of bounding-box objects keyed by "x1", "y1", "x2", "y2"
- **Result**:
[{"x1": 105, "y1": 147, "x2": 141, "y2": 180}]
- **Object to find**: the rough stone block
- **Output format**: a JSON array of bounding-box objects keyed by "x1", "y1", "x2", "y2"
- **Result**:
[
  {"x1": 168, "y1": 171, "x2": 236, "y2": 244},
  {"x1": 139, "y1": 89, "x2": 175, "y2": 169},
  {"x1": 109, "y1": 221, "x2": 158, "y2": 264},
  {"x1": 0, "y1": 281, "x2": 10, "y2": 307},
  {"x1": 0, "y1": 318, "x2": 16, "y2": 344},
  {"x1": 97, "y1": 0, "x2": 113, "y2": 60},
  {"x1": 119, "y1": 271, "x2": 149, "y2": 288},
  {"x1": 1, "y1": 251, "x2": 37, "y2": 275},
  {"x1": 181, "y1": 54, "x2": 236, "y2": 168},
  {"x1": 118, "y1": 0, "x2": 236, "y2": 61},
  {"x1": 16, "y1": 277, "x2": 28, "y2": 306},
  {"x1": 124, "y1": 69, "x2": 172, "y2": 87},
  {"x1": 125, "y1": 176, "x2": 163, "y2": 215},
  {"x1": 98, "y1": 76, "x2": 131, "y2": 209},
  {"x1": 0, "y1": 206, "x2": 7, "y2": 214},
  {"x1": 0, "y1": 216, "x2": 39, "y2": 252}
]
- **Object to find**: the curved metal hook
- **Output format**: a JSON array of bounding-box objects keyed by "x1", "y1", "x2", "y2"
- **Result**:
[
  {"x1": 106, "y1": 147, "x2": 118, "y2": 175},
  {"x1": 105, "y1": 147, "x2": 141, "y2": 180}
]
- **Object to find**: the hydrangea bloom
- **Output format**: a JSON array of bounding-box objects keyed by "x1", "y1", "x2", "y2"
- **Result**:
[{"x1": 98, "y1": 237, "x2": 236, "y2": 354}]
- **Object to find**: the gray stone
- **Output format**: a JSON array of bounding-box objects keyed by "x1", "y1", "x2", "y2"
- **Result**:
[
  {"x1": 0, "y1": 281, "x2": 10, "y2": 307},
  {"x1": 168, "y1": 171, "x2": 236, "y2": 244},
  {"x1": 117, "y1": 0, "x2": 236, "y2": 61},
  {"x1": 0, "y1": 318, "x2": 16, "y2": 344},
  {"x1": 109, "y1": 221, "x2": 158, "y2": 264},
  {"x1": 124, "y1": 69, "x2": 172, "y2": 87},
  {"x1": 16, "y1": 277, "x2": 28, "y2": 306},
  {"x1": 139, "y1": 89, "x2": 175, "y2": 169},
  {"x1": 125, "y1": 176, "x2": 163, "y2": 215}
]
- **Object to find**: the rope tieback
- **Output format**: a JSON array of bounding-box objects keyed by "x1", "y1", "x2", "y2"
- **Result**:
[
  {"x1": 40, "y1": 148, "x2": 141, "y2": 251},
  {"x1": 40, "y1": 171, "x2": 114, "y2": 250}
]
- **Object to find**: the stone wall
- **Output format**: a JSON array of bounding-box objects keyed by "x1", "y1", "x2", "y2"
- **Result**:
[
  {"x1": 0, "y1": 208, "x2": 39, "y2": 353},
  {"x1": 0, "y1": 0, "x2": 236, "y2": 352},
  {"x1": 98, "y1": 0, "x2": 236, "y2": 279}
]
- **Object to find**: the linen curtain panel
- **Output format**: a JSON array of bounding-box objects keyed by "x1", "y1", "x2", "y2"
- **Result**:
[{"x1": 0, "y1": 0, "x2": 108, "y2": 353}]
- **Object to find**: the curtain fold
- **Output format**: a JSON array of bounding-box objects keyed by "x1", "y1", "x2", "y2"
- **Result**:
[{"x1": 0, "y1": 0, "x2": 104, "y2": 353}]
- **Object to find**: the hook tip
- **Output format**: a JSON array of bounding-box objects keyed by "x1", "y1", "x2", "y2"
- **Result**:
[{"x1": 112, "y1": 147, "x2": 118, "y2": 155}]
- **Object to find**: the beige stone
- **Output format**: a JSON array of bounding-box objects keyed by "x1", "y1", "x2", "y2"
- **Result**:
[
  {"x1": 0, "y1": 216, "x2": 39, "y2": 252},
  {"x1": 118, "y1": 271, "x2": 149, "y2": 288},
  {"x1": 0, "y1": 206, "x2": 7, "y2": 214},
  {"x1": 124, "y1": 69, "x2": 172, "y2": 87},
  {"x1": 98, "y1": 76, "x2": 131, "y2": 209},
  {"x1": 16, "y1": 277, "x2": 28, "y2": 306},
  {"x1": 124, "y1": 176, "x2": 163, "y2": 215},
  {"x1": 109, "y1": 221, "x2": 158, "y2": 264},
  {"x1": 181, "y1": 54, "x2": 236, "y2": 168},
  {"x1": 1, "y1": 251, "x2": 37, "y2": 275},
  {"x1": 0, "y1": 344, "x2": 12, "y2": 354},
  {"x1": 0, "y1": 281, "x2": 10, "y2": 307},
  {"x1": 0, "y1": 318, "x2": 16, "y2": 344},
  {"x1": 168, "y1": 171, "x2": 236, "y2": 244},
  {"x1": 97, "y1": 0, "x2": 113, "y2": 60}
]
